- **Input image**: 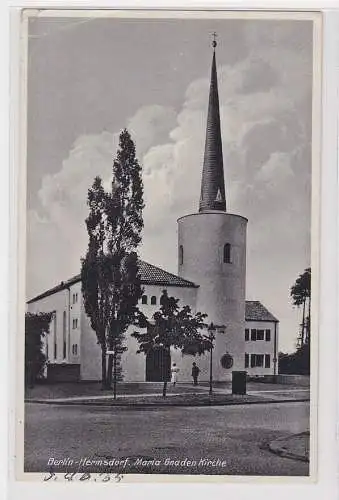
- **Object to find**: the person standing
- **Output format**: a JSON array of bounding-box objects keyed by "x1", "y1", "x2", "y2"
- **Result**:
[
  {"x1": 171, "y1": 363, "x2": 179, "y2": 387},
  {"x1": 192, "y1": 362, "x2": 200, "y2": 386}
]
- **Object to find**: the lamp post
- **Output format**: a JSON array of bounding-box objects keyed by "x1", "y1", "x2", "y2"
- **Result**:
[{"x1": 208, "y1": 323, "x2": 216, "y2": 396}]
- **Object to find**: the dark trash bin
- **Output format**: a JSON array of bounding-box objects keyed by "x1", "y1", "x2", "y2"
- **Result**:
[{"x1": 232, "y1": 371, "x2": 247, "y2": 395}]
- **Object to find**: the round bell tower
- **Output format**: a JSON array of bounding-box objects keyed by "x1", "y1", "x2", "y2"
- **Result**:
[{"x1": 177, "y1": 40, "x2": 247, "y2": 381}]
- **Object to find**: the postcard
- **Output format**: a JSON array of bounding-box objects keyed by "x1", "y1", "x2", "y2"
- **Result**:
[{"x1": 14, "y1": 8, "x2": 323, "y2": 484}]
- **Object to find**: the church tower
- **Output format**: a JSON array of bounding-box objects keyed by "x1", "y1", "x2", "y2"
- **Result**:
[{"x1": 177, "y1": 37, "x2": 248, "y2": 380}]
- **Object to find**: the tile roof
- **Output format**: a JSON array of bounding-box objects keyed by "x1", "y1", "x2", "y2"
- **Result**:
[
  {"x1": 138, "y1": 261, "x2": 198, "y2": 288},
  {"x1": 27, "y1": 260, "x2": 198, "y2": 304},
  {"x1": 245, "y1": 300, "x2": 278, "y2": 322}
]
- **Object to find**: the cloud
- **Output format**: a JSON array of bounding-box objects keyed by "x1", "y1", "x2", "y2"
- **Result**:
[
  {"x1": 27, "y1": 42, "x2": 311, "y2": 353},
  {"x1": 27, "y1": 105, "x2": 176, "y2": 297}
]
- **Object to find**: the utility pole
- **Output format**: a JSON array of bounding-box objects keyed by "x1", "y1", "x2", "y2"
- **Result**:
[{"x1": 208, "y1": 323, "x2": 216, "y2": 396}]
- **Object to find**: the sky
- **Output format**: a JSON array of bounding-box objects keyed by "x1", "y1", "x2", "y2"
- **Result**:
[{"x1": 26, "y1": 14, "x2": 314, "y2": 353}]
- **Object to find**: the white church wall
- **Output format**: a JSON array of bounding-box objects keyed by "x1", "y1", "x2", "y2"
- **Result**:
[
  {"x1": 69, "y1": 281, "x2": 82, "y2": 364},
  {"x1": 120, "y1": 329, "x2": 146, "y2": 382},
  {"x1": 79, "y1": 307, "x2": 102, "y2": 381},
  {"x1": 27, "y1": 284, "x2": 80, "y2": 365},
  {"x1": 138, "y1": 283, "x2": 198, "y2": 313},
  {"x1": 171, "y1": 349, "x2": 210, "y2": 383},
  {"x1": 79, "y1": 283, "x2": 198, "y2": 382}
]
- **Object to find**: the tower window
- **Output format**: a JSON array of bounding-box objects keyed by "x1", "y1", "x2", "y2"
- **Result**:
[
  {"x1": 142, "y1": 295, "x2": 148, "y2": 305},
  {"x1": 223, "y1": 243, "x2": 231, "y2": 263},
  {"x1": 179, "y1": 245, "x2": 184, "y2": 265},
  {"x1": 245, "y1": 329, "x2": 249, "y2": 341},
  {"x1": 151, "y1": 296, "x2": 157, "y2": 305}
]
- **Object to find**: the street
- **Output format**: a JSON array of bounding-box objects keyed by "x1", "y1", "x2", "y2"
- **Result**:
[{"x1": 24, "y1": 400, "x2": 309, "y2": 476}]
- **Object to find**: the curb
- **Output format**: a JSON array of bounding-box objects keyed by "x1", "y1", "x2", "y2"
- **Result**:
[
  {"x1": 25, "y1": 397, "x2": 310, "y2": 408},
  {"x1": 268, "y1": 433, "x2": 310, "y2": 463}
]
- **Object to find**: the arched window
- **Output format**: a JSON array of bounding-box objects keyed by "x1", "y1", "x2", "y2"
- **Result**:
[
  {"x1": 179, "y1": 245, "x2": 184, "y2": 265},
  {"x1": 142, "y1": 295, "x2": 148, "y2": 305},
  {"x1": 151, "y1": 296, "x2": 157, "y2": 305},
  {"x1": 223, "y1": 243, "x2": 231, "y2": 263}
]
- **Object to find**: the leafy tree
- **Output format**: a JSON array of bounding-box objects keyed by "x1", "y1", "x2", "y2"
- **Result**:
[
  {"x1": 81, "y1": 129, "x2": 144, "y2": 395},
  {"x1": 291, "y1": 267, "x2": 311, "y2": 346},
  {"x1": 278, "y1": 343, "x2": 310, "y2": 375},
  {"x1": 25, "y1": 312, "x2": 53, "y2": 388},
  {"x1": 132, "y1": 290, "x2": 209, "y2": 397}
]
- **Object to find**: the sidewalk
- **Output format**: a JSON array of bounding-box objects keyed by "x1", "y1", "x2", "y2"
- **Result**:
[
  {"x1": 268, "y1": 432, "x2": 310, "y2": 462},
  {"x1": 25, "y1": 382, "x2": 310, "y2": 407}
]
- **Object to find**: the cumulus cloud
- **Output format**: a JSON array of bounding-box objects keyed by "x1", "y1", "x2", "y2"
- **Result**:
[{"x1": 27, "y1": 43, "x2": 311, "y2": 352}]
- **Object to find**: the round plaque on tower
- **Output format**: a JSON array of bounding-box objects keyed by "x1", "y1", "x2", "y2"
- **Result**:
[{"x1": 220, "y1": 353, "x2": 234, "y2": 369}]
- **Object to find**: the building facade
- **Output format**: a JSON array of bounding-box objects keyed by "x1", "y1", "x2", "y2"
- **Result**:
[
  {"x1": 27, "y1": 42, "x2": 279, "y2": 383},
  {"x1": 27, "y1": 266, "x2": 278, "y2": 382}
]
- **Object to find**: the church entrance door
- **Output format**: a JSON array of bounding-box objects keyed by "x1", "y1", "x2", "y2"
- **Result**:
[{"x1": 146, "y1": 347, "x2": 171, "y2": 382}]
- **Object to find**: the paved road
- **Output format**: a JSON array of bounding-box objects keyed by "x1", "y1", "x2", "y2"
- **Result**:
[{"x1": 24, "y1": 401, "x2": 309, "y2": 476}]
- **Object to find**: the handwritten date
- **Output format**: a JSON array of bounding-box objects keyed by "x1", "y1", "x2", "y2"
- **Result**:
[{"x1": 43, "y1": 472, "x2": 124, "y2": 482}]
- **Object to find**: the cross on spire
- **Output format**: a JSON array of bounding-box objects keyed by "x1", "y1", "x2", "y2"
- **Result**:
[{"x1": 212, "y1": 32, "x2": 218, "y2": 48}]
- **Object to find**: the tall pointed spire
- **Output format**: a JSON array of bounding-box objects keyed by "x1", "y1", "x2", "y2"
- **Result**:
[{"x1": 199, "y1": 35, "x2": 226, "y2": 212}]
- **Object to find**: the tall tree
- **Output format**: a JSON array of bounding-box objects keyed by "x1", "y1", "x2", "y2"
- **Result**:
[
  {"x1": 81, "y1": 129, "x2": 144, "y2": 394},
  {"x1": 132, "y1": 290, "x2": 209, "y2": 397},
  {"x1": 290, "y1": 268, "x2": 311, "y2": 346},
  {"x1": 25, "y1": 312, "x2": 53, "y2": 388}
]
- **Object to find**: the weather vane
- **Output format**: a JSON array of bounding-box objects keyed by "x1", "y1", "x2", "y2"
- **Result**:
[{"x1": 212, "y1": 32, "x2": 218, "y2": 48}]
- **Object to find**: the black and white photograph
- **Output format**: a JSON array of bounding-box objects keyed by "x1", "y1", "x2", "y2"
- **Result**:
[{"x1": 18, "y1": 9, "x2": 322, "y2": 481}]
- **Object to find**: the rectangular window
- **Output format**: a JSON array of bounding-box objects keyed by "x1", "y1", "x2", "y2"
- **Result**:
[
  {"x1": 257, "y1": 329, "x2": 264, "y2": 340},
  {"x1": 250, "y1": 354, "x2": 265, "y2": 367},
  {"x1": 245, "y1": 329, "x2": 249, "y2": 341},
  {"x1": 251, "y1": 329, "x2": 257, "y2": 341},
  {"x1": 265, "y1": 329, "x2": 271, "y2": 341},
  {"x1": 245, "y1": 353, "x2": 249, "y2": 368},
  {"x1": 265, "y1": 354, "x2": 271, "y2": 368}
]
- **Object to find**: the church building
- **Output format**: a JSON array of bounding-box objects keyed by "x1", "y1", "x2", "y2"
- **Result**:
[{"x1": 27, "y1": 41, "x2": 279, "y2": 383}]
